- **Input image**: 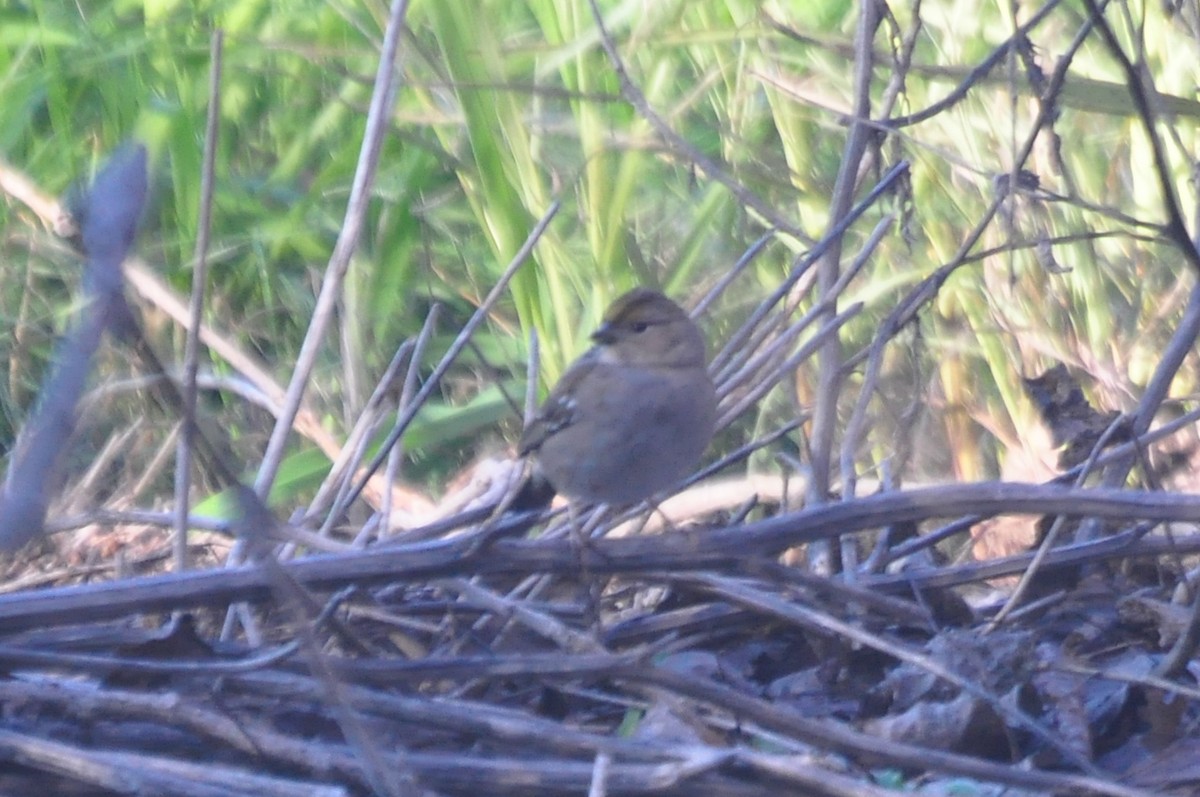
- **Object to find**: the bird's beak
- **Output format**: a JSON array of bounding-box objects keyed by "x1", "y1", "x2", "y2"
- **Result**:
[{"x1": 591, "y1": 323, "x2": 617, "y2": 345}]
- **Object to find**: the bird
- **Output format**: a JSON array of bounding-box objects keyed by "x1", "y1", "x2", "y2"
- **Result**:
[{"x1": 517, "y1": 288, "x2": 717, "y2": 508}]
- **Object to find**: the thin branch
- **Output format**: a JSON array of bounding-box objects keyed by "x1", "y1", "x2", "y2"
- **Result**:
[
  {"x1": 174, "y1": 30, "x2": 224, "y2": 572},
  {"x1": 254, "y1": 0, "x2": 412, "y2": 497}
]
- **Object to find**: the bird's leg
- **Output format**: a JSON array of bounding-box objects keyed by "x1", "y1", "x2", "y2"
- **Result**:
[
  {"x1": 650, "y1": 496, "x2": 681, "y2": 532},
  {"x1": 617, "y1": 495, "x2": 678, "y2": 537},
  {"x1": 568, "y1": 503, "x2": 610, "y2": 631}
]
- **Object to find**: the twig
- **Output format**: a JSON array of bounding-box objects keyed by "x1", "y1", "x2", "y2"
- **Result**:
[
  {"x1": 336, "y1": 199, "x2": 561, "y2": 519},
  {"x1": 585, "y1": 0, "x2": 806, "y2": 241},
  {"x1": 175, "y1": 30, "x2": 224, "y2": 572},
  {"x1": 806, "y1": 0, "x2": 881, "y2": 579},
  {"x1": 4, "y1": 483, "x2": 1200, "y2": 630},
  {"x1": 254, "y1": 0, "x2": 412, "y2": 497},
  {"x1": 0, "y1": 143, "x2": 147, "y2": 550}
]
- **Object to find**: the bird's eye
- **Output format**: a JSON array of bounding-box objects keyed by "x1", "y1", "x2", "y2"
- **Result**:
[{"x1": 630, "y1": 321, "x2": 649, "y2": 333}]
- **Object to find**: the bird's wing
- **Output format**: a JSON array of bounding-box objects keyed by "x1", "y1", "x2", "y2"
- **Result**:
[{"x1": 517, "y1": 355, "x2": 598, "y2": 456}]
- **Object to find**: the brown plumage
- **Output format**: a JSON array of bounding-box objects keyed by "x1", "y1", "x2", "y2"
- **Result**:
[{"x1": 519, "y1": 288, "x2": 717, "y2": 505}]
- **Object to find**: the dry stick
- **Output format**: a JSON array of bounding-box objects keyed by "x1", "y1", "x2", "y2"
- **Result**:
[
  {"x1": 714, "y1": 287, "x2": 844, "y2": 399},
  {"x1": 0, "y1": 728, "x2": 345, "y2": 797},
  {"x1": 435, "y1": 577, "x2": 601, "y2": 653},
  {"x1": 879, "y1": 0, "x2": 1066, "y2": 129},
  {"x1": 174, "y1": 31, "x2": 224, "y2": 573},
  {"x1": 232, "y1": 491, "x2": 417, "y2": 797},
  {"x1": 714, "y1": 213, "x2": 885, "y2": 409},
  {"x1": 708, "y1": 162, "x2": 909, "y2": 385},
  {"x1": 715, "y1": 305, "x2": 862, "y2": 430},
  {"x1": 584, "y1": 0, "x2": 806, "y2": 242},
  {"x1": 988, "y1": 411, "x2": 1135, "y2": 631},
  {"x1": 320, "y1": 338, "x2": 416, "y2": 535},
  {"x1": 806, "y1": 0, "x2": 913, "y2": 234},
  {"x1": 707, "y1": 257, "x2": 808, "y2": 379},
  {"x1": 881, "y1": 406, "x2": 1200, "y2": 566},
  {"x1": 234, "y1": 670, "x2": 687, "y2": 761},
  {"x1": 859, "y1": 442, "x2": 900, "y2": 573},
  {"x1": 126, "y1": 262, "x2": 433, "y2": 525},
  {"x1": 746, "y1": 557, "x2": 929, "y2": 627},
  {"x1": 843, "y1": 0, "x2": 1105, "y2": 475},
  {"x1": 0, "y1": 520, "x2": 1190, "y2": 633},
  {"x1": 0, "y1": 718, "x2": 723, "y2": 797},
  {"x1": 1062, "y1": 659, "x2": 1200, "y2": 706},
  {"x1": 1158, "y1": 575, "x2": 1200, "y2": 679},
  {"x1": 0, "y1": 143, "x2": 147, "y2": 551},
  {"x1": 121, "y1": 313, "x2": 247, "y2": 493},
  {"x1": 47, "y1": 507, "x2": 232, "y2": 536},
  {"x1": 685, "y1": 572, "x2": 1101, "y2": 775},
  {"x1": 1145, "y1": 300, "x2": 1200, "y2": 677},
  {"x1": 57, "y1": 423, "x2": 136, "y2": 519},
  {"x1": 0, "y1": 679, "x2": 260, "y2": 760},
  {"x1": 446, "y1": 331, "x2": 548, "y2": 554},
  {"x1": 841, "y1": 227, "x2": 1000, "y2": 537},
  {"x1": 58, "y1": 648, "x2": 816, "y2": 792},
  {"x1": 835, "y1": 210, "x2": 902, "y2": 480},
  {"x1": 123, "y1": 263, "x2": 282, "y2": 397},
  {"x1": 304, "y1": 333, "x2": 418, "y2": 527},
  {"x1": 375, "y1": 305, "x2": 441, "y2": 539},
  {"x1": 806, "y1": 0, "x2": 881, "y2": 577},
  {"x1": 335, "y1": 199, "x2": 562, "y2": 520},
  {"x1": 623, "y1": 665, "x2": 1155, "y2": 797},
  {"x1": 833, "y1": 212, "x2": 900, "y2": 511},
  {"x1": 104, "y1": 751, "x2": 343, "y2": 797},
  {"x1": 254, "y1": 0, "x2": 410, "y2": 498},
  {"x1": 841, "y1": 193, "x2": 1001, "y2": 459},
  {"x1": 0, "y1": 729, "x2": 161, "y2": 796},
  {"x1": 126, "y1": 424, "x2": 180, "y2": 505},
  {"x1": 869, "y1": 526, "x2": 1196, "y2": 594},
  {"x1": 717, "y1": 167, "x2": 907, "y2": 382},
  {"x1": 67, "y1": 377, "x2": 143, "y2": 504},
  {"x1": 233, "y1": 676, "x2": 669, "y2": 765},
  {"x1": 1062, "y1": 0, "x2": 1200, "y2": 667},
  {"x1": 304, "y1": 333, "x2": 418, "y2": 525},
  {"x1": 1085, "y1": 4, "x2": 1200, "y2": 276},
  {"x1": 0, "y1": 639, "x2": 299, "y2": 678},
  {"x1": 1078, "y1": 0, "x2": 1200, "y2": 539},
  {"x1": 0, "y1": 673, "x2": 698, "y2": 782},
  {"x1": 873, "y1": 0, "x2": 924, "y2": 120},
  {"x1": 684, "y1": 421, "x2": 802, "y2": 492},
  {"x1": 738, "y1": 750, "x2": 897, "y2": 797},
  {"x1": 691, "y1": 231, "x2": 774, "y2": 318},
  {"x1": 5, "y1": 483, "x2": 1200, "y2": 633},
  {"x1": 958, "y1": 228, "x2": 1166, "y2": 264},
  {"x1": 842, "y1": 3, "x2": 1089, "y2": 492},
  {"x1": 455, "y1": 571, "x2": 566, "y2": 670},
  {"x1": 523, "y1": 327, "x2": 540, "y2": 428},
  {"x1": 0, "y1": 158, "x2": 76, "y2": 235},
  {"x1": 219, "y1": 0, "x2": 411, "y2": 644},
  {"x1": 586, "y1": 753, "x2": 610, "y2": 797}
]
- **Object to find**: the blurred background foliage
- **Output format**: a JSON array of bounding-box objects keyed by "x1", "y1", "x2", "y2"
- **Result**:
[{"x1": 1, "y1": 0, "x2": 1199, "y2": 509}]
